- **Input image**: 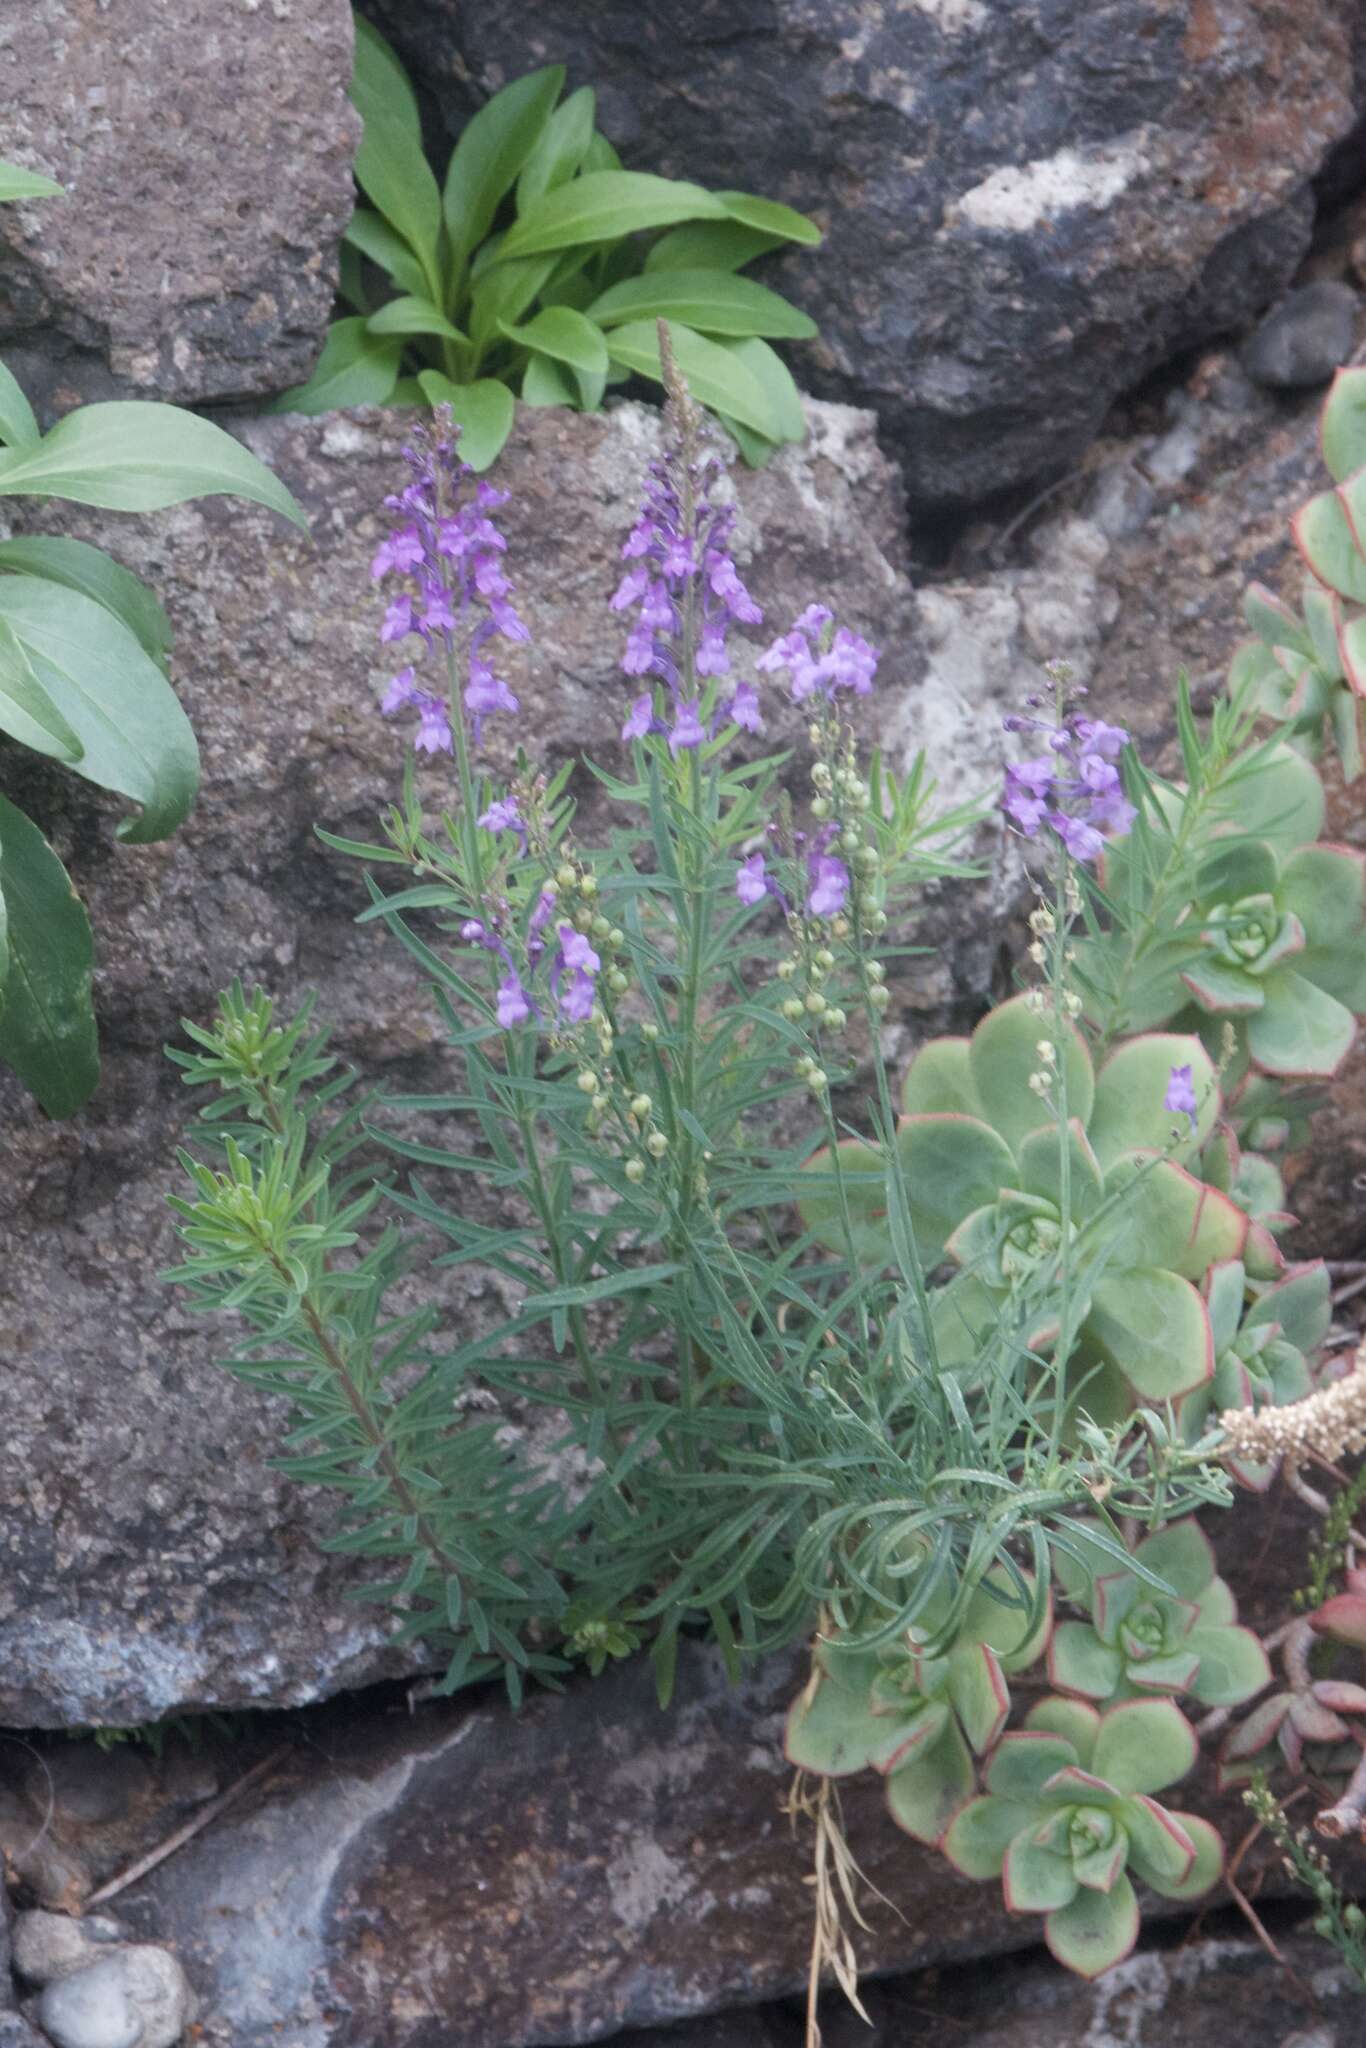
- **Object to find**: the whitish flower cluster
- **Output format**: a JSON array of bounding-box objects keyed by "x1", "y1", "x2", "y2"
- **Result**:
[{"x1": 1219, "y1": 1336, "x2": 1366, "y2": 1468}]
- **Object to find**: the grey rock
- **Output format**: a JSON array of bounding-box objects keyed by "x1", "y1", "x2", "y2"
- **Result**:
[
  {"x1": 12, "y1": 1914, "x2": 125, "y2": 1988},
  {"x1": 0, "y1": 2019, "x2": 49, "y2": 2048},
  {"x1": 37, "y1": 1948, "x2": 191, "y2": 2048},
  {"x1": 1241, "y1": 280, "x2": 1360, "y2": 390},
  {"x1": 37, "y1": 1965, "x2": 139, "y2": 2048},
  {"x1": 0, "y1": 398, "x2": 1015, "y2": 1727},
  {"x1": 363, "y1": 0, "x2": 1358, "y2": 506},
  {"x1": 1086, "y1": 461, "x2": 1157, "y2": 542},
  {"x1": 115, "y1": 1632, "x2": 1341, "y2": 2048},
  {"x1": 0, "y1": 1, "x2": 360, "y2": 407}
]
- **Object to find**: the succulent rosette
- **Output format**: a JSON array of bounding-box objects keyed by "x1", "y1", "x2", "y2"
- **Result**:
[
  {"x1": 800, "y1": 995, "x2": 1278, "y2": 1404},
  {"x1": 1100, "y1": 746, "x2": 1366, "y2": 1079},
  {"x1": 785, "y1": 1569, "x2": 1050, "y2": 1848},
  {"x1": 1229, "y1": 575, "x2": 1365, "y2": 784},
  {"x1": 1177, "y1": 1258, "x2": 1330, "y2": 1490},
  {"x1": 1048, "y1": 1517, "x2": 1270, "y2": 1709},
  {"x1": 944, "y1": 1696, "x2": 1222, "y2": 1976}
]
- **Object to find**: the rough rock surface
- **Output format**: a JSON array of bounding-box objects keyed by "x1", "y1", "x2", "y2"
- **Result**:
[
  {"x1": 0, "y1": 397, "x2": 1014, "y2": 1728},
  {"x1": 363, "y1": 0, "x2": 1358, "y2": 507},
  {"x1": 110, "y1": 1639, "x2": 1337, "y2": 2048},
  {"x1": 0, "y1": 0, "x2": 360, "y2": 410}
]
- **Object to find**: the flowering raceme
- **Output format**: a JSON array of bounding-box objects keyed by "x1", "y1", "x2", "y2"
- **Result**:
[
  {"x1": 371, "y1": 409, "x2": 528, "y2": 753},
  {"x1": 614, "y1": 416, "x2": 763, "y2": 753},
  {"x1": 1002, "y1": 708, "x2": 1135, "y2": 862}
]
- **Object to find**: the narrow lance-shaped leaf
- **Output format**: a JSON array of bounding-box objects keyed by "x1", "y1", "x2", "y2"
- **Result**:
[
  {"x1": 0, "y1": 162, "x2": 63, "y2": 202},
  {"x1": 444, "y1": 64, "x2": 566, "y2": 268},
  {"x1": 0, "y1": 401, "x2": 307, "y2": 526},
  {"x1": 585, "y1": 269, "x2": 818, "y2": 339},
  {"x1": 0, "y1": 792, "x2": 99, "y2": 1117},
  {"x1": 498, "y1": 171, "x2": 728, "y2": 262},
  {"x1": 601, "y1": 319, "x2": 784, "y2": 441},
  {"x1": 415, "y1": 372, "x2": 516, "y2": 472},
  {"x1": 0, "y1": 613, "x2": 83, "y2": 760}
]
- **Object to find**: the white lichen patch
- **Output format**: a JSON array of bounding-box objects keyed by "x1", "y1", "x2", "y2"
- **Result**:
[
  {"x1": 950, "y1": 139, "x2": 1148, "y2": 235},
  {"x1": 909, "y1": 0, "x2": 988, "y2": 30},
  {"x1": 603, "y1": 1835, "x2": 694, "y2": 1932}
]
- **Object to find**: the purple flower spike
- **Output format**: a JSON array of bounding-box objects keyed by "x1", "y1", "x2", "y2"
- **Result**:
[
  {"x1": 371, "y1": 406, "x2": 528, "y2": 757},
  {"x1": 807, "y1": 854, "x2": 850, "y2": 919},
  {"x1": 613, "y1": 406, "x2": 763, "y2": 748},
  {"x1": 725, "y1": 678, "x2": 763, "y2": 733},
  {"x1": 1165, "y1": 1063, "x2": 1199, "y2": 1131},
  {"x1": 736, "y1": 852, "x2": 769, "y2": 906},
  {"x1": 1000, "y1": 700, "x2": 1134, "y2": 862}
]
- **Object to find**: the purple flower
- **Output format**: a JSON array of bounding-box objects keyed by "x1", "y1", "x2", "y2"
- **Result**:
[
  {"x1": 497, "y1": 975, "x2": 533, "y2": 1028},
  {"x1": 736, "y1": 852, "x2": 769, "y2": 905},
  {"x1": 413, "y1": 693, "x2": 453, "y2": 754},
  {"x1": 756, "y1": 609, "x2": 880, "y2": 704},
  {"x1": 466, "y1": 660, "x2": 519, "y2": 743},
  {"x1": 807, "y1": 854, "x2": 850, "y2": 919},
  {"x1": 550, "y1": 924, "x2": 602, "y2": 1024},
  {"x1": 478, "y1": 797, "x2": 524, "y2": 836},
  {"x1": 381, "y1": 665, "x2": 419, "y2": 715},
  {"x1": 1002, "y1": 757, "x2": 1056, "y2": 836},
  {"x1": 562, "y1": 971, "x2": 597, "y2": 1022},
  {"x1": 371, "y1": 526, "x2": 426, "y2": 579},
  {"x1": 1165, "y1": 1063, "x2": 1199, "y2": 1131},
  {"x1": 461, "y1": 919, "x2": 486, "y2": 942},
  {"x1": 622, "y1": 692, "x2": 655, "y2": 741},
  {"x1": 420, "y1": 584, "x2": 457, "y2": 636},
  {"x1": 1000, "y1": 703, "x2": 1134, "y2": 862},
  {"x1": 725, "y1": 678, "x2": 763, "y2": 733},
  {"x1": 380, "y1": 594, "x2": 415, "y2": 644},
  {"x1": 669, "y1": 698, "x2": 705, "y2": 754}
]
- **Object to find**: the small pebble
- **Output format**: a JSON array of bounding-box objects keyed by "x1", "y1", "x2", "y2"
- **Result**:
[
  {"x1": 12, "y1": 1912, "x2": 126, "y2": 1986},
  {"x1": 1241, "y1": 280, "x2": 1358, "y2": 390},
  {"x1": 0, "y1": 2017, "x2": 50, "y2": 2047}
]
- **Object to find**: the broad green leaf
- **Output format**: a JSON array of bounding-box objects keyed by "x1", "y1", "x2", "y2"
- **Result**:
[
  {"x1": 1048, "y1": 1622, "x2": 1123, "y2": 1700},
  {"x1": 901, "y1": 1035, "x2": 979, "y2": 1118},
  {"x1": 0, "y1": 360, "x2": 39, "y2": 448},
  {"x1": 1085, "y1": 1268, "x2": 1211, "y2": 1402},
  {"x1": 499, "y1": 305, "x2": 607, "y2": 376},
  {"x1": 444, "y1": 65, "x2": 566, "y2": 266},
  {"x1": 1293, "y1": 487, "x2": 1366, "y2": 602},
  {"x1": 415, "y1": 372, "x2": 515, "y2": 471},
  {"x1": 498, "y1": 171, "x2": 727, "y2": 262},
  {"x1": 717, "y1": 190, "x2": 822, "y2": 245},
  {"x1": 586, "y1": 268, "x2": 817, "y2": 339},
  {"x1": 338, "y1": 242, "x2": 368, "y2": 314},
  {"x1": 0, "y1": 535, "x2": 172, "y2": 670},
  {"x1": 0, "y1": 162, "x2": 63, "y2": 203},
  {"x1": 366, "y1": 296, "x2": 471, "y2": 346},
  {"x1": 645, "y1": 218, "x2": 790, "y2": 274},
  {"x1": 0, "y1": 577, "x2": 198, "y2": 842},
  {"x1": 797, "y1": 1137, "x2": 891, "y2": 1267},
  {"x1": 1247, "y1": 969, "x2": 1356, "y2": 1077},
  {"x1": 968, "y1": 994, "x2": 1094, "y2": 1157},
  {"x1": 1090, "y1": 1698, "x2": 1197, "y2": 1795},
  {"x1": 271, "y1": 317, "x2": 403, "y2": 416},
  {"x1": 0, "y1": 614, "x2": 82, "y2": 760},
  {"x1": 1134, "y1": 1810, "x2": 1222, "y2": 1902},
  {"x1": 721, "y1": 336, "x2": 807, "y2": 443},
  {"x1": 1323, "y1": 366, "x2": 1366, "y2": 485},
  {"x1": 602, "y1": 318, "x2": 784, "y2": 440},
  {"x1": 352, "y1": 16, "x2": 422, "y2": 140},
  {"x1": 1045, "y1": 1876, "x2": 1139, "y2": 1978},
  {"x1": 581, "y1": 131, "x2": 622, "y2": 175},
  {"x1": 1088, "y1": 1033, "x2": 1217, "y2": 1168},
  {"x1": 894, "y1": 1113, "x2": 1017, "y2": 1267},
  {"x1": 0, "y1": 793, "x2": 99, "y2": 1117},
  {"x1": 0, "y1": 401, "x2": 306, "y2": 526},
  {"x1": 516, "y1": 86, "x2": 596, "y2": 213},
  {"x1": 521, "y1": 354, "x2": 578, "y2": 407},
  {"x1": 1002, "y1": 1832, "x2": 1077, "y2": 1913},
  {"x1": 343, "y1": 208, "x2": 429, "y2": 300},
  {"x1": 884, "y1": 1720, "x2": 976, "y2": 1846}
]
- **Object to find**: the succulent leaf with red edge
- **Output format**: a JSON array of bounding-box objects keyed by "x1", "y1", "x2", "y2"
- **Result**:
[
  {"x1": 799, "y1": 995, "x2": 1263, "y2": 1405},
  {"x1": 1177, "y1": 1258, "x2": 1328, "y2": 1489},
  {"x1": 1047, "y1": 1516, "x2": 1270, "y2": 1709},
  {"x1": 943, "y1": 1696, "x2": 1222, "y2": 1978}
]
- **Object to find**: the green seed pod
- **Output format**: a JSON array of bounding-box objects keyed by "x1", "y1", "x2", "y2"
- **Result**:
[
  {"x1": 777, "y1": 959, "x2": 796, "y2": 980},
  {"x1": 868, "y1": 985, "x2": 891, "y2": 1011},
  {"x1": 576, "y1": 1070, "x2": 598, "y2": 1094},
  {"x1": 608, "y1": 927, "x2": 625, "y2": 949},
  {"x1": 630, "y1": 1094, "x2": 652, "y2": 1118},
  {"x1": 591, "y1": 914, "x2": 611, "y2": 938},
  {"x1": 647, "y1": 1131, "x2": 669, "y2": 1158},
  {"x1": 805, "y1": 992, "x2": 827, "y2": 1015},
  {"x1": 608, "y1": 968, "x2": 629, "y2": 993},
  {"x1": 782, "y1": 997, "x2": 805, "y2": 1021},
  {"x1": 815, "y1": 948, "x2": 835, "y2": 970},
  {"x1": 641, "y1": 1021, "x2": 660, "y2": 1041},
  {"x1": 625, "y1": 1157, "x2": 646, "y2": 1184},
  {"x1": 825, "y1": 1006, "x2": 847, "y2": 1031},
  {"x1": 556, "y1": 864, "x2": 577, "y2": 891},
  {"x1": 811, "y1": 796, "x2": 832, "y2": 820},
  {"x1": 580, "y1": 874, "x2": 598, "y2": 898},
  {"x1": 806, "y1": 1068, "x2": 828, "y2": 1092}
]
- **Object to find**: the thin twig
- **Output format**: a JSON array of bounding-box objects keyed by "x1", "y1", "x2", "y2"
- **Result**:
[{"x1": 83, "y1": 1745, "x2": 290, "y2": 1910}]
